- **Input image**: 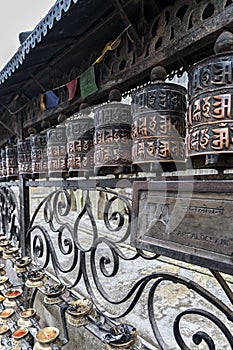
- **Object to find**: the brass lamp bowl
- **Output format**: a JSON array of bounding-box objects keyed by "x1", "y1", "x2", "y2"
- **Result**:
[
  {"x1": 18, "y1": 308, "x2": 37, "y2": 328},
  {"x1": 0, "y1": 276, "x2": 11, "y2": 291},
  {"x1": 0, "y1": 240, "x2": 10, "y2": 247},
  {"x1": 0, "y1": 324, "x2": 9, "y2": 335},
  {"x1": 25, "y1": 269, "x2": 46, "y2": 288},
  {"x1": 12, "y1": 327, "x2": 28, "y2": 340},
  {"x1": 26, "y1": 269, "x2": 45, "y2": 282},
  {"x1": 35, "y1": 326, "x2": 59, "y2": 344},
  {"x1": 66, "y1": 298, "x2": 94, "y2": 327},
  {"x1": 15, "y1": 256, "x2": 32, "y2": 268},
  {"x1": 66, "y1": 299, "x2": 93, "y2": 317},
  {"x1": 104, "y1": 324, "x2": 137, "y2": 349},
  {"x1": 0, "y1": 295, "x2": 5, "y2": 303},
  {"x1": 0, "y1": 308, "x2": 14, "y2": 319},
  {"x1": 40, "y1": 282, "x2": 65, "y2": 298},
  {"x1": 0, "y1": 276, "x2": 9, "y2": 285},
  {"x1": 4, "y1": 288, "x2": 23, "y2": 299},
  {"x1": 20, "y1": 308, "x2": 36, "y2": 319},
  {"x1": 4, "y1": 247, "x2": 19, "y2": 255}
]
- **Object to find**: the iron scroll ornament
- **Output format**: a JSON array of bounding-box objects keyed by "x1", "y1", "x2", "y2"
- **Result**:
[
  {"x1": 0, "y1": 186, "x2": 19, "y2": 243},
  {"x1": 26, "y1": 187, "x2": 233, "y2": 349}
]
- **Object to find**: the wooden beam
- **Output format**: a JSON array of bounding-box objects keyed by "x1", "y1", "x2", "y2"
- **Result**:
[
  {"x1": 97, "y1": 5, "x2": 233, "y2": 92},
  {"x1": 111, "y1": 0, "x2": 142, "y2": 55}
]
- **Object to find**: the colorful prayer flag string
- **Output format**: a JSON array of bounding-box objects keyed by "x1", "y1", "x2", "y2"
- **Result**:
[{"x1": 39, "y1": 25, "x2": 131, "y2": 107}]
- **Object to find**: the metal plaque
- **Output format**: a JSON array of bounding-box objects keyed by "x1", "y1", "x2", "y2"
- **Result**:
[{"x1": 131, "y1": 181, "x2": 233, "y2": 274}]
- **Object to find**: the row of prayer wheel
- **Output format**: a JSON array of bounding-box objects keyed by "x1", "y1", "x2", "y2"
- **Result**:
[{"x1": 1, "y1": 31, "x2": 233, "y2": 180}]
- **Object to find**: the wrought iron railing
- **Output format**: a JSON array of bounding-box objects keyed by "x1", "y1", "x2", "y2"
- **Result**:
[{"x1": 0, "y1": 177, "x2": 232, "y2": 349}]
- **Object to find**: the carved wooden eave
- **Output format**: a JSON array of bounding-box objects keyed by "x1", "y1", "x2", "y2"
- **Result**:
[{"x1": 0, "y1": 0, "x2": 232, "y2": 145}]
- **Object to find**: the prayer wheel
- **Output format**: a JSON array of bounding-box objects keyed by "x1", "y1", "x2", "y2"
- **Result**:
[
  {"x1": 17, "y1": 139, "x2": 32, "y2": 178},
  {"x1": 47, "y1": 117, "x2": 68, "y2": 178},
  {"x1": 66, "y1": 103, "x2": 94, "y2": 177},
  {"x1": 187, "y1": 31, "x2": 233, "y2": 169},
  {"x1": 131, "y1": 66, "x2": 186, "y2": 173},
  {"x1": 0, "y1": 153, "x2": 2, "y2": 180},
  {"x1": 5, "y1": 145, "x2": 18, "y2": 180},
  {"x1": 94, "y1": 89, "x2": 132, "y2": 176},
  {"x1": 30, "y1": 132, "x2": 48, "y2": 179},
  {"x1": 1, "y1": 150, "x2": 6, "y2": 180}
]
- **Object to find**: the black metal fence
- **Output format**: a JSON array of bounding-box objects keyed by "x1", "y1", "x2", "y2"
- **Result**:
[{"x1": 0, "y1": 175, "x2": 232, "y2": 349}]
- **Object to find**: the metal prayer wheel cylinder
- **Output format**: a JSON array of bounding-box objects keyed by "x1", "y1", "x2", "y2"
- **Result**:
[
  {"x1": 30, "y1": 133, "x2": 48, "y2": 178},
  {"x1": 17, "y1": 140, "x2": 32, "y2": 177},
  {"x1": 5, "y1": 145, "x2": 18, "y2": 180},
  {"x1": 131, "y1": 66, "x2": 186, "y2": 173},
  {"x1": 94, "y1": 90, "x2": 132, "y2": 175},
  {"x1": 1, "y1": 150, "x2": 6, "y2": 179},
  {"x1": 47, "y1": 124, "x2": 68, "y2": 178},
  {"x1": 0, "y1": 153, "x2": 2, "y2": 180},
  {"x1": 66, "y1": 103, "x2": 94, "y2": 176},
  {"x1": 187, "y1": 31, "x2": 233, "y2": 169}
]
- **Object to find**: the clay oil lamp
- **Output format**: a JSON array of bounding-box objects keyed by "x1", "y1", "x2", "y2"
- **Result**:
[
  {"x1": 0, "y1": 308, "x2": 15, "y2": 324},
  {"x1": 0, "y1": 240, "x2": 10, "y2": 258},
  {"x1": 39, "y1": 282, "x2": 66, "y2": 305},
  {"x1": 12, "y1": 327, "x2": 32, "y2": 347},
  {"x1": 0, "y1": 239, "x2": 11, "y2": 250},
  {"x1": 25, "y1": 269, "x2": 46, "y2": 288},
  {"x1": 3, "y1": 246, "x2": 19, "y2": 260},
  {"x1": 0, "y1": 241, "x2": 11, "y2": 259},
  {"x1": 17, "y1": 308, "x2": 38, "y2": 328},
  {"x1": 3, "y1": 288, "x2": 23, "y2": 308},
  {"x1": 13, "y1": 256, "x2": 32, "y2": 273},
  {"x1": 34, "y1": 326, "x2": 60, "y2": 350},
  {"x1": 0, "y1": 324, "x2": 11, "y2": 339},
  {"x1": 0, "y1": 325, "x2": 12, "y2": 350},
  {"x1": 0, "y1": 295, "x2": 5, "y2": 316},
  {"x1": 66, "y1": 298, "x2": 94, "y2": 327},
  {"x1": 0, "y1": 294, "x2": 5, "y2": 303},
  {"x1": 104, "y1": 324, "x2": 138, "y2": 350},
  {"x1": 0, "y1": 276, "x2": 12, "y2": 290}
]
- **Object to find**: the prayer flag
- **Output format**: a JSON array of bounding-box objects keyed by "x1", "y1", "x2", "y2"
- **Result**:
[
  {"x1": 45, "y1": 90, "x2": 59, "y2": 109},
  {"x1": 66, "y1": 78, "x2": 78, "y2": 101},
  {"x1": 95, "y1": 37, "x2": 121, "y2": 64},
  {"x1": 80, "y1": 66, "x2": 98, "y2": 100}
]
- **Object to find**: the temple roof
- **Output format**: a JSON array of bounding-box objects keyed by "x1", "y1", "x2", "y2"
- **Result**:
[{"x1": 0, "y1": 0, "x2": 177, "y2": 107}]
